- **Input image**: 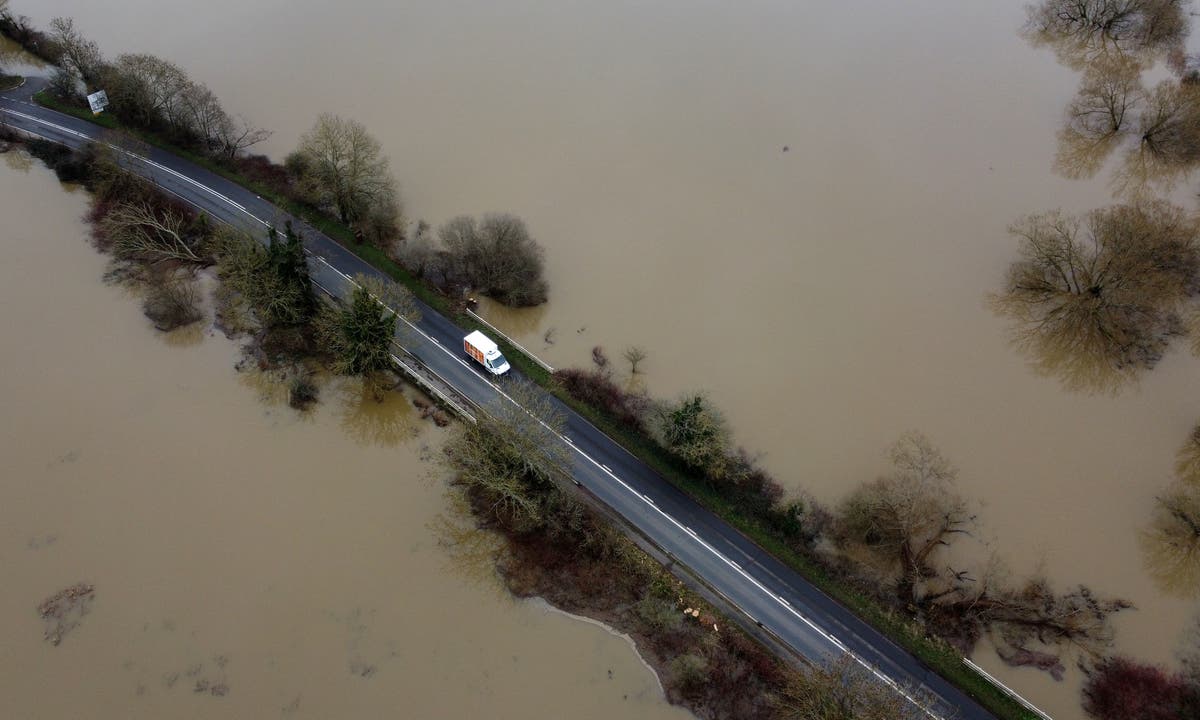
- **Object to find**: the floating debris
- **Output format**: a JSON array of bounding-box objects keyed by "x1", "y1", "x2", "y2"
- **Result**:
[{"x1": 38, "y1": 583, "x2": 95, "y2": 646}]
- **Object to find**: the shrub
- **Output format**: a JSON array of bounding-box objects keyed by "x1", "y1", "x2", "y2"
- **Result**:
[
  {"x1": 553, "y1": 368, "x2": 649, "y2": 431},
  {"x1": 142, "y1": 275, "x2": 201, "y2": 331},
  {"x1": 1082, "y1": 656, "x2": 1199, "y2": 720}
]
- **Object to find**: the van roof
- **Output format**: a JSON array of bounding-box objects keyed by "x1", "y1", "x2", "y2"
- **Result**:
[{"x1": 464, "y1": 330, "x2": 500, "y2": 354}]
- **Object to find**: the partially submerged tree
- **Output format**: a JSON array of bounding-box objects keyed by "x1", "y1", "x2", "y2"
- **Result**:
[
  {"x1": 1141, "y1": 481, "x2": 1200, "y2": 596},
  {"x1": 773, "y1": 655, "x2": 932, "y2": 720},
  {"x1": 1023, "y1": 0, "x2": 1190, "y2": 69},
  {"x1": 102, "y1": 200, "x2": 206, "y2": 264},
  {"x1": 836, "y1": 432, "x2": 973, "y2": 601},
  {"x1": 993, "y1": 201, "x2": 1200, "y2": 390},
  {"x1": 1082, "y1": 655, "x2": 1200, "y2": 720},
  {"x1": 1115, "y1": 79, "x2": 1200, "y2": 193},
  {"x1": 835, "y1": 434, "x2": 1129, "y2": 674},
  {"x1": 292, "y1": 113, "x2": 397, "y2": 227},
  {"x1": 437, "y1": 213, "x2": 548, "y2": 306},
  {"x1": 623, "y1": 345, "x2": 648, "y2": 374},
  {"x1": 1056, "y1": 55, "x2": 1145, "y2": 178},
  {"x1": 141, "y1": 272, "x2": 201, "y2": 332},
  {"x1": 1178, "y1": 423, "x2": 1200, "y2": 484}
]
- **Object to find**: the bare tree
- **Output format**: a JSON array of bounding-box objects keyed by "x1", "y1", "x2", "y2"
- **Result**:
[
  {"x1": 1115, "y1": 79, "x2": 1200, "y2": 194},
  {"x1": 108, "y1": 53, "x2": 192, "y2": 131},
  {"x1": 217, "y1": 113, "x2": 271, "y2": 159},
  {"x1": 48, "y1": 17, "x2": 102, "y2": 84},
  {"x1": 294, "y1": 113, "x2": 396, "y2": 226},
  {"x1": 179, "y1": 82, "x2": 229, "y2": 153},
  {"x1": 836, "y1": 432, "x2": 974, "y2": 601},
  {"x1": 102, "y1": 200, "x2": 204, "y2": 264},
  {"x1": 1141, "y1": 481, "x2": 1200, "y2": 596},
  {"x1": 1023, "y1": 0, "x2": 1190, "y2": 69},
  {"x1": 993, "y1": 201, "x2": 1200, "y2": 390},
  {"x1": 623, "y1": 346, "x2": 648, "y2": 374},
  {"x1": 773, "y1": 655, "x2": 933, "y2": 720},
  {"x1": 1056, "y1": 55, "x2": 1145, "y2": 178},
  {"x1": 142, "y1": 272, "x2": 201, "y2": 331}
]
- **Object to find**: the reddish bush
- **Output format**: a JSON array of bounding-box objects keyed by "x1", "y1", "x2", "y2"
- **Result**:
[
  {"x1": 231, "y1": 154, "x2": 292, "y2": 197},
  {"x1": 1083, "y1": 656, "x2": 1198, "y2": 720},
  {"x1": 554, "y1": 368, "x2": 648, "y2": 431}
]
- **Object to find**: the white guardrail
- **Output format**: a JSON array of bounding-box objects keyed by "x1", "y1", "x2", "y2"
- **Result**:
[
  {"x1": 963, "y1": 659, "x2": 1053, "y2": 720},
  {"x1": 465, "y1": 308, "x2": 555, "y2": 374}
]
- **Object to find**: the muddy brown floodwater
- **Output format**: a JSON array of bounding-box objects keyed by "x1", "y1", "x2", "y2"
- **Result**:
[
  {"x1": 10, "y1": 0, "x2": 1200, "y2": 716},
  {"x1": 0, "y1": 159, "x2": 693, "y2": 718}
]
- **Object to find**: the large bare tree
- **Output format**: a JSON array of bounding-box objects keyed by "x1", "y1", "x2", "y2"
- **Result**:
[
  {"x1": 1142, "y1": 481, "x2": 1200, "y2": 596},
  {"x1": 48, "y1": 17, "x2": 102, "y2": 84},
  {"x1": 993, "y1": 201, "x2": 1200, "y2": 390},
  {"x1": 102, "y1": 200, "x2": 205, "y2": 264},
  {"x1": 836, "y1": 432, "x2": 974, "y2": 601},
  {"x1": 1056, "y1": 55, "x2": 1145, "y2": 178},
  {"x1": 293, "y1": 113, "x2": 397, "y2": 226},
  {"x1": 1115, "y1": 79, "x2": 1200, "y2": 194},
  {"x1": 835, "y1": 434, "x2": 1129, "y2": 674},
  {"x1": 1023, "y1": 0, "x2": 1190, "y2": 69}
]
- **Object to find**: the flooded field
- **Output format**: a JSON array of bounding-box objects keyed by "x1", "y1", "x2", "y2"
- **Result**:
[
  {"x1": 9, "y1": 1, "x2": 1200, "y2": 716},
  {"x1": 0, "y1": 158, "x2": 691, "y2": 719}
]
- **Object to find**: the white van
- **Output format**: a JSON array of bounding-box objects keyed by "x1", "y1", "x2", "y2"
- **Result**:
[{"x1": 463, "y1": 330, "x2": 511, "y2": 376}]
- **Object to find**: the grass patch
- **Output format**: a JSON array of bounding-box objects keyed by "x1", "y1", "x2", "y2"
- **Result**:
[
  {"x1": 33, "y1": 89, "x2": 1037, "y2": 720},
  {"x1": 0, "y1": 74, "x2": 23, "y2": 91}
]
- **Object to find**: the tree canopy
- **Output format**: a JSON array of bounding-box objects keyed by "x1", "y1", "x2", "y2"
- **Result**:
[
  {"x1": 994, "y1": 201, "x2": 1200, "y2": 390},
  {"x1": 292, "y1": 113, "x2": 398, "y2": 227}
]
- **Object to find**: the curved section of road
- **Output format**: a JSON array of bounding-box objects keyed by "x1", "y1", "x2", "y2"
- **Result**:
[{"x1": 2, "y1": 78, "x2": 1011, "y2": 720}]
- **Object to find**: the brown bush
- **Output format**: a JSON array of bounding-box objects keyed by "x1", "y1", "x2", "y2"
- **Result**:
[
  {"x1": 554, "y1": 367, "x2": 649, "y2": 431},
  {"x1": 1082, "y1": 656, "x2": 1199, "y2": 720}
]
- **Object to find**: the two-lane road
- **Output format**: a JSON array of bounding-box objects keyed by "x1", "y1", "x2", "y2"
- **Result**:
[{"x1": 2, "y1": 78, "x2": 1016, "y2": 720}]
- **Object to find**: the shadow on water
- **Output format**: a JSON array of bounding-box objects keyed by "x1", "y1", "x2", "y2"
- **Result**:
[
  {"x1": 427, "y1": 487, "x2": 507, "y2": 593},
  {"x1": 474, "y1": 296, "x2": 550, "y2": 343},
  {"x1": 334, "y1": 378, "x2": 420, "y2": 447}
]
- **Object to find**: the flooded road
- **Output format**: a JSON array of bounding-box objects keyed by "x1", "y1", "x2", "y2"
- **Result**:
[
  {"x1": 9, "y1": 1, "x2": 1200, "y2": 716},
  {"x1": 0, "y1": 158, "x2": 692, "y2": 719}
]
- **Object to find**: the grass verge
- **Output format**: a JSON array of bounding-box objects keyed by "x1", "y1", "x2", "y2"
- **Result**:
[{"x1": 32, "y1": 90, "x2": 1037, "y2": 720}]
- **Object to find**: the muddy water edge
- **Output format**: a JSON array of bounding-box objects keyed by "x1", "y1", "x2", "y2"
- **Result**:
[{"x1": 0, "y1": 157, "x2": 694, "y2": 718}]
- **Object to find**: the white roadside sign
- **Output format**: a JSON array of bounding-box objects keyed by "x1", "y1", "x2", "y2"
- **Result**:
[{"x1": 86, "y1": 90, "x2": 109, "y2": 115}]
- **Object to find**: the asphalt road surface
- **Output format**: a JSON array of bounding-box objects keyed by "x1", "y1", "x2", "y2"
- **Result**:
[{"x1": 2, "y1": 78, "x2": 1016, "y2": 720}]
